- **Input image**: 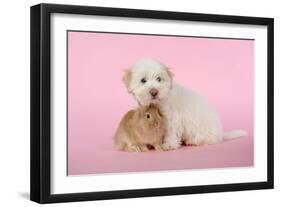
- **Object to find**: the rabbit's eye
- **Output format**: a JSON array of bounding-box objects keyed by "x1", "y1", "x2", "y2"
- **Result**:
[{"x1": 146, "y1": 113, "x2": 150, "y2": 119}]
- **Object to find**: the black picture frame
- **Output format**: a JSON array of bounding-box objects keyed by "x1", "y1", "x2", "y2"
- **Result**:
[{"x1": 30, "y1": 3, "x2": 274, "y2": 204}]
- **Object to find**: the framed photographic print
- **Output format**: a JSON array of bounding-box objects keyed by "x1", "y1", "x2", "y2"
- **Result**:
[{"x1": 30, "y1": 3, "x2": 274, "y2": 203}]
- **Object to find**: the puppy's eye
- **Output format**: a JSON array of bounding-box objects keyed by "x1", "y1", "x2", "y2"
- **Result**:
[
  {"x1": 146, "y1": 113, "x2": 150, "y2": 119},
  {"x1": 141, "y1": 78, "x2": 147, "y2": 84},
  {"x1": 156, "y1": 77, "x2": 161, "y2": 82}
]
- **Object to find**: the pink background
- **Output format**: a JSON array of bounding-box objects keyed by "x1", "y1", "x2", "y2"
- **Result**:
[{"x1": 67, "y1": 31, "x2": 254, "y2": 175}]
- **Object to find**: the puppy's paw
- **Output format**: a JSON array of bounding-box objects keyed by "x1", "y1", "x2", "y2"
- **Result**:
[
  {"x1": 161, "y1": 142, "x2": 180, "y2": 151},
  {"x1": 183, "y1": 140, "x2": 208, "y2": 147}
]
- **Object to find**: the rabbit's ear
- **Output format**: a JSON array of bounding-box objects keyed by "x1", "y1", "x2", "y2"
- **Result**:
[
  {"x1": 137, "y1": 107, "x2": 145, "y2": 119},
  {"x1": 156, "y1": 107, "x2": 163, "y2": 117},
  {"x1": 149, "y1": 103, "x2": 155, "y2": 108}
]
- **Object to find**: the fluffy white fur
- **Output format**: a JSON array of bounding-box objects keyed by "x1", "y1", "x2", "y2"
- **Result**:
[{"x1": 125, "y1": 58, "x2": 247, "y2": 150}]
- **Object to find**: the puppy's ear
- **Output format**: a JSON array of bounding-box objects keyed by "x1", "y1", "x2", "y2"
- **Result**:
[
  {"x1": 166, "y1": 67, "x2": 174, "y2": 89},
  {"x1": 122, "y1": 69, "x2": 132, "y2": 92},
  {"x1": 166, "y1": 67, "x2": 174, "y2": 79}
]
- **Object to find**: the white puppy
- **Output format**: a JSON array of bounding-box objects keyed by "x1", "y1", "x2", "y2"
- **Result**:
[{"x1": 123, "y1": 58, "x2": 247, "y2": 150}]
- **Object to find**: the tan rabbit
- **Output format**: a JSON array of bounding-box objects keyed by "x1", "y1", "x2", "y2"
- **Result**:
[{"x1": 114, "y1": 104, "x2": 166, "y2": 152}]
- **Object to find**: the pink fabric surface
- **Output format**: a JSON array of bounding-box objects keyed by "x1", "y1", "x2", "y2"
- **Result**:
[{"x1": 67, "y1": 31, "x2": 254, "y2": 175}]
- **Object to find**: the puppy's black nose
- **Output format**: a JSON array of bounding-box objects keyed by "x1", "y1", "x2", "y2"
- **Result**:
[{"x1": 149, "y1": 89, "x2": 158, "y2": 97}]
